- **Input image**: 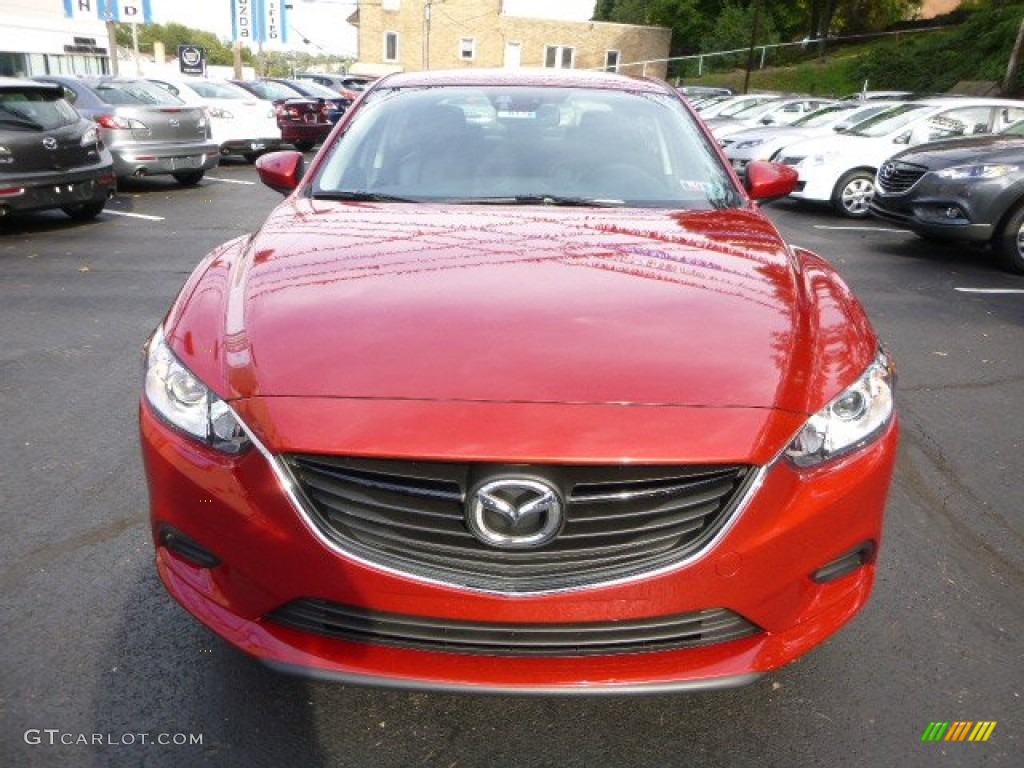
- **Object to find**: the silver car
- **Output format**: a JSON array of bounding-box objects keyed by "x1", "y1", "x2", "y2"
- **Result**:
[{"x1": 35, "y1": 75, "x2": 219, "y2": 185}]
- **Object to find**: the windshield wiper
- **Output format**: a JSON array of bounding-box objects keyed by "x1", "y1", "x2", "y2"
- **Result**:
[
  {"x1": 462, "y1": 194, "x2": 626, "y2": 207},
  {"x1": 312, "y1": 190, "x2": 420, "y2": 203}
]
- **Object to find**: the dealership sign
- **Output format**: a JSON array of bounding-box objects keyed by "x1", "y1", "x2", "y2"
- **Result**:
[
  {"x1": 178, "y1": 45, "x2": 206, "y2": 76},
  {"x1": 231, "y1": 0, "x2": 289, "y2": 45},
  {"x1": 63, "y1": 0, "x2": 154, "y2": 24}
]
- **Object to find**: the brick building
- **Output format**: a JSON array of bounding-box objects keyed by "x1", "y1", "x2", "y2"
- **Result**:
[{"x1": 348, "y1": 0, "x2": 671, "y2": 78}]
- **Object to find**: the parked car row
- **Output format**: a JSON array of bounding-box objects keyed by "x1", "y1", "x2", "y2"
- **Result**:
[
  {"x1": 0, "y1": 73, "x2": 358, "y2": 222},
  {"x1": 694, "y1": 90, "x2": 1024, "y2": 272}
]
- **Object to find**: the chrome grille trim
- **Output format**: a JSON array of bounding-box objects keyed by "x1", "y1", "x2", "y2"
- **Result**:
[
  {"x1": 877, "y1": 161, "x2": 928, "y2": 194},
  {"x1": 281, "y1": 455, "x2": 758, "y2": 593}
]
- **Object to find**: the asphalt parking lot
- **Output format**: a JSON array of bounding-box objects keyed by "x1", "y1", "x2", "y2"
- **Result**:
[{"x1": 1, "y1": 162, "x2": 1021, "y2": 767}]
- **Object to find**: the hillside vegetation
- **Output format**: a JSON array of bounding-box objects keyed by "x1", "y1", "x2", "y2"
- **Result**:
[{"x1": 680, "y1": 6, "x2": 1024, "y2": 97}]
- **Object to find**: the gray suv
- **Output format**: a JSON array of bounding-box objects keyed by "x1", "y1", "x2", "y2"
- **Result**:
[
  {"x1": 35, "y1": 75, "x2": 219, "y2": 185},
  {"x1": 0, "y1": 77, "x2": 115, "y2": 220},
  {"x1": 870, "y1": 120, "x2": 1024, "y2": 274}
]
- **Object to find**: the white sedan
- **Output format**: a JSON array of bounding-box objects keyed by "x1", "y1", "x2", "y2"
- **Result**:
[{"x1": 148, "y1": 77, "x2": 282, "y2": 162}]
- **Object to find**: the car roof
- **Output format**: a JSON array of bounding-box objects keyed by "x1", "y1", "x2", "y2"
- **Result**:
[
  {"x1": 0, "y1": 76, "x2": 62, "y2": 95},
  {"x1": 375, "y1": 68, "x2": 671, "y2": 94},
  {"x1": 909, "y1": 96, "x2": 1024, "y2": 108}
]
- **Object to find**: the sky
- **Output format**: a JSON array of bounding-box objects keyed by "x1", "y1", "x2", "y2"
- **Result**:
[{"x1": 152, "y1": 1, "x2": 597, "y2": 57}]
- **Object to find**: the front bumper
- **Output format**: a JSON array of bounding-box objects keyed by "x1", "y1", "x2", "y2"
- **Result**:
[
  {"x1": 869, "y1": 176, "x2": 1013, "y2": 243},
  {"x1": 0, "y1": 161, "x2": 115, "y2": 215},
  {"x1": 787, "y1": 163, "x2": 840, "y2": 204},
  {"x1": 141, "y1": 399, "x2": 899, "y2": 693}
]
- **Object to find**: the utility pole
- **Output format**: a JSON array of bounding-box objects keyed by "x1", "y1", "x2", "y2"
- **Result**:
[
  {"x1": 743, "y1": 0, "x2": 764, "y2": 94},
  {"x1": 423, "y1": 0, "x2": 432, "y2": 71},
  {"x1": 1003, "y1": 13, "x2": 1024, "y2": 97}
]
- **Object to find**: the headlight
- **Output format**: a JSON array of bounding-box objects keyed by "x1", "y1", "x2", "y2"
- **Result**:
[
  {"x1": 935, "y1": 164, "x2": 1020, "y2": 181},
  {"x1": 144, "y1": 327, "x2": 250, "y2": 454},
  {"x1": 735, "y1": 138, "x2": 765, "y2": 149},
  {"x1": 785, "y1": 351, "x2": 895, "y2": 468}
]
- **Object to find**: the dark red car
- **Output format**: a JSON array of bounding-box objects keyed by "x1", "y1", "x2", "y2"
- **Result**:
[
  {"x1": 230, "y1": 79, "x2": 332, "y2": 152},
  {"x1": 141, "y1": 69, "x2": 899, "y2": 693}
]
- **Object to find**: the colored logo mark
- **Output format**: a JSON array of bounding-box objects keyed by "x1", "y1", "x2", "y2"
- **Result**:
[{"x1": 921, "y1": 721, "x2": 997, "y2": 742}]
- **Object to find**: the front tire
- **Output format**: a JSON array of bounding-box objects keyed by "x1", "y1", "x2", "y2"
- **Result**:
[
  {"x1": 172, "y1": 171, "x2": 205, "y2": 186},
  {"x1": 61, "y1": 201, "x2": 106, "y2": 221},
  {"x1": 993, "y1": 201, "x2": 1024, "y2": 274},
  {"x1": 831, "y1": 170, "x2": 876, "y2": 219}
]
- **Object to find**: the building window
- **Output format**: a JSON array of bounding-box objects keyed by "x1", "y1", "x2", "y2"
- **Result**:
[
  {"x1": 459, "y1": 37, "x2": 476, "y2": 61},
  {"x1": 544, "y1": 45, "x2": 574, "y2": 69},
  {"x1": 383, "y1": 31, "x2": 399, "y2": 62},
  {"x1": 604, "y1": 50, "x2": 620, "y2": 72}
]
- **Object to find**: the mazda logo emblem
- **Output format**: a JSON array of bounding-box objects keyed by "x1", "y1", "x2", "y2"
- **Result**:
[
  {"x1": 880, "y1": 162, "x2": 895, "y2": 179},
  {"x1": 42, "y1": 137, "x2": 58, "y2": 150},
  {"x1": 466, "y1": 478, "x2": 564, "y2": 549}
]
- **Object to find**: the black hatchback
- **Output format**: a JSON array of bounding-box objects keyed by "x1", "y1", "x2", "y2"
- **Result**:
[{"x1": 0, "y1": 77, "x2": 115, "y2": 220}]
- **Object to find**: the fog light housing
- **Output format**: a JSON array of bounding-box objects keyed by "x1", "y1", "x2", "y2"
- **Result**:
[
  {"x1": 158, "y1": 524, "x2": 221, "y2": 568},
  {"x1": 811, "y1": 542, "x2": 875, "y2": 583}
]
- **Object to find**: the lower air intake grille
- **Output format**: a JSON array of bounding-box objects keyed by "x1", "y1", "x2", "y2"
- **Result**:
[
  {"x1": 282, "y1": 456, "x2": 755, "y2": 593},
  {"x1": 268, "y1": 600, "x2": 761, "y2": 657}
]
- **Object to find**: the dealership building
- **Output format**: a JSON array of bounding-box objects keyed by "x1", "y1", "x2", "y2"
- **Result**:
[{"x1": 0, "y1": 0, "x2": 123, "y2": 77}]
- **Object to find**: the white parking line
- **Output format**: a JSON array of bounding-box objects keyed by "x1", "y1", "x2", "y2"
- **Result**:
[
  {"x1": 104, "y1": 210, "x2": 165, "y2": 221},
  {"x1": 954, "y1": 287, "x2": 1024, "y2": 295},
  {"x1": 206, "y1": 176, "x2": 257, "y2": 186},
  {"x1": 813, "y1": 225, "x2": 908, "y2": 233}
]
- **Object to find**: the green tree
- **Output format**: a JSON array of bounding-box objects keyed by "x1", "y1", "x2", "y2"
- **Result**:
[{"x1": 114, "y1": 22, "x2": 246, "y2": 67}]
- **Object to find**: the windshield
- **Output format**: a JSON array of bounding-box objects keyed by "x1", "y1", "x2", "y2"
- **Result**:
[
  {"x1": 716, "y1": 97, "x2": 778, "y2": 118},
  {"x1": 0, "y1": 88, "x2": 78, "y2": 130},
  {"x1": 845, "y1": 103, "x2": 930, "y2": 137},
  {"x1": 312, "y1": 85, "x2": 741, "y2": 209},
  {"x1": 792, "y1": 104, "x2": 853, "y2": 128}
]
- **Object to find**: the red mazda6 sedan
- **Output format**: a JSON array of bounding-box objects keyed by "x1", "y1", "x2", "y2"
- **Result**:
[{"x1": 140, "y1": 69, "x2": 899, "y2": 693}]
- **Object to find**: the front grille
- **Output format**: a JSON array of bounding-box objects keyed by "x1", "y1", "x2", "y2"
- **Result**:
[
  {"x1": 283, "y1": 456, "x2": 754, "y2": 592},
  {"x1": 268, "y1": 599, "x2": 761, "y2": 656},
  {"x1": 877, "y1": 161, "x2": 928, "y2": 194}
]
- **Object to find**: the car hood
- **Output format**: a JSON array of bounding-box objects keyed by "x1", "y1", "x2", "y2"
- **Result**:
[
  {"x1": 166, "y1": 201, "x2": 875, "y2": 416},
  {"x1": 889, "y1": 134, "x2": 1024, "y2": 169}
]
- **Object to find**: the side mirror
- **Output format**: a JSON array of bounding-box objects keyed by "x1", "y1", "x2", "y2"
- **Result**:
[
  {"x1": 893, "y1": 131, "x2": 912, "y2": 145},
  {"x1": 256, "y1": 150, "x2": 305, "y2": 194},
  {"x1": 745, "y1": 160, "x2": 798, "y2": 202}
]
